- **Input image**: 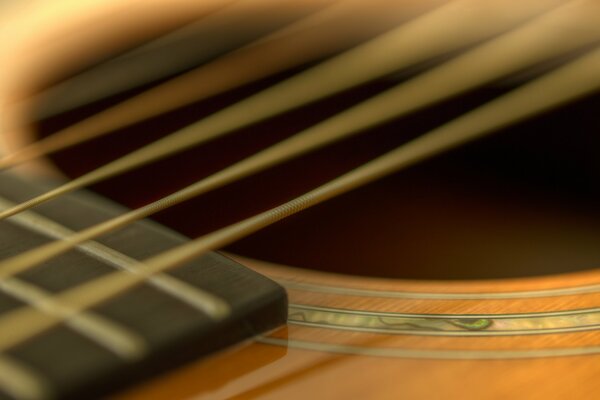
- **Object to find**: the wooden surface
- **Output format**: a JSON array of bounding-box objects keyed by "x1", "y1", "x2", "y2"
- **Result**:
[
  {"x1": 116, "y1": 255, "x2": 600, "y2": 400},
  {"x1": 2, "y1": 1, "x2": 600, "y2": 399},
  {"x1": 0, "y1": 174, "x2": 287, "y2": 399}
]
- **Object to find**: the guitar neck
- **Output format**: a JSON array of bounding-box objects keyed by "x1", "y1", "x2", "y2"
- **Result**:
[{"x1": 0, "y1": 172, "x2": 287, "y2": 399}]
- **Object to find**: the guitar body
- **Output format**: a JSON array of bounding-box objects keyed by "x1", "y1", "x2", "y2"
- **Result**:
[
  {"x1": 2, "y1": 1, "x2": 600, "y2": 398},
  {"x1": 118, "y1": 257, "x2": 600, "y2": 399}
]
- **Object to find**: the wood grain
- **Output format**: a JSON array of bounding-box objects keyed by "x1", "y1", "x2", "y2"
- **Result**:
[
  {"x1": 114, "y1": 255, "x2": 600, "y2": 400},
  {"x1": 2, "y1": 1, "x2": 600, "y2": 399}
]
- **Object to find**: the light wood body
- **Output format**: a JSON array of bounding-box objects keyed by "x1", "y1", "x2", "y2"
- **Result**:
[
  {"x1": 2, "y1": 1, "x2": 600, "y2": 398},
  {"x1": 114, "y1": 255, "x2": 600, "y2": 399}
]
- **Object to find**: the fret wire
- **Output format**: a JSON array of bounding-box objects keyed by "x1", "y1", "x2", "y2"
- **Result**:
[
  {"x1": 0, "y1": 202, "x2": 148, "y2": 360},
  {"x1": 0, "y1": 196, "x2": 230, "y2": 319},
  {"x1": 0, "y1": 2, "x2": 595, "y2": 289},
  {"x1": 0, "y1": 278, "x2": 147, "y2": 360},
  {"x1": 0, "y1": 355, "x2": 52, "y2": 400},
  {"x1": 0, "y1": 46, "x2": 597, "y2": 354},
  {"x1": 0, "y1": 0, "x2": 564, "y2": 218}
]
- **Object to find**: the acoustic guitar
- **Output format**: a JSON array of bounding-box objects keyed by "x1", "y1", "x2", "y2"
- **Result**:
[{"x1": 1, "y1": 0, "x2": 600, "y2": 398}]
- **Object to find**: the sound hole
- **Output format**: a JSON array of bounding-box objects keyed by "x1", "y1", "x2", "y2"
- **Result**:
[{"x1": 34, "y1": 71, "x2": 600, "y2": 280}]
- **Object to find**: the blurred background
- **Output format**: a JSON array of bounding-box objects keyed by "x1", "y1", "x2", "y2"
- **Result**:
[{"x1": 1, "y1": 0, "x2": 600, "y2": 280}]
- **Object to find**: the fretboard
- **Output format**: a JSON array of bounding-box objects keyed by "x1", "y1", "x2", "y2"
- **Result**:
[{"x1": 0, "y1": 172, "x2": 287, "y2": 400}]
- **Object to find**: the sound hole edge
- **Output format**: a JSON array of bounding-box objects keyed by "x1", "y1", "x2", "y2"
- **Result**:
[{"x1": 33, "y1": 78, "x2": 600, "y2": 280}]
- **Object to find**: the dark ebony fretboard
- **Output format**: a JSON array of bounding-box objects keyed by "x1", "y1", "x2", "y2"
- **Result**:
[{"x1": 0, "y1": 172, "x2": 287, "y2": 400}]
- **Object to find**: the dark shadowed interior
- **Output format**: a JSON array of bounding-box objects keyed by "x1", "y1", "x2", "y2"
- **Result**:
[{"x1": 33, "y1": 57, "x2": 600, "y2": 280}]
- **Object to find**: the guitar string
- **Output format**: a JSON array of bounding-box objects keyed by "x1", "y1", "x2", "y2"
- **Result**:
[
  {"x1": 0, "y1": 0, "x2": 592, "y2": 394},
  {"x1": 16, "y1": 0, "x2": 418, "y2": 129},
  {"x1": 0, "y1": 0, "x2": 563, "y2": 180},
  {"x1": 22, "y1": 0, "x2": 339, "y2": 120},
  {"x1": 3, "y1": 0, "x2": 343, "y2": 140},
  {"x1": 0, "y1": 196, "x2": 230, "y2": 318},
  {"x1": 0, "y1": 356, "x2": 51, "y2": 400},
  {"x1": 0, "y1": 199, "x2": 149, "y2": 360},
  {"x1": 0, "y1": 2, "x2": 596, "y2": 285},
  {"x1": 0, "y1": 0, "x2": 424, "y2": 169},
  {"x1": 0, "y1": 277, "x2": 147, "y2": 360},
  {"x1": 0, "y1": 46, "x2": 597, "y2": 352},
  {"x1": 0, "y1": 0, "x2": 240, "y2": 103}
]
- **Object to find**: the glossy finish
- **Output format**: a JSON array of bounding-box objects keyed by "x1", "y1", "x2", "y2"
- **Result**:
[
  {"x1": 2, "y1": 1, "x2": 600, "y2": 399},
  {"x1": 117, "y1": 255, "x2": 600, "y2": 399}
]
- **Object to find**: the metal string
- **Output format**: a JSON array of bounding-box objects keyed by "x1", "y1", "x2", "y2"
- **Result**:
[
  {"x1": 0, "y1": 0, "x2": 345, "y2": 166},
  {"x1": 15, "y1": 0, "x2": 431, "y2": 124},
  {"x1": 24, "y1": 0, "x2": 339, "y2": 120},
  {"x1": 0, "y1": 0, "x2": 564, "y2": 217},
  {"x1": 0, "y1": 1, "x2": 596, "y2": 284},
  {"x1": 0, "y1": 46, "x2": 597, "y2": 351}
]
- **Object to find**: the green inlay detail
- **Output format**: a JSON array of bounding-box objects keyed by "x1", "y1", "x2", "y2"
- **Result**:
[
  {"x1": 287, "y1": 304, "x2": 600, "y2": 336},
  {"x1": 450, "y1": 318, "x2": 493, "y2": 331}
]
